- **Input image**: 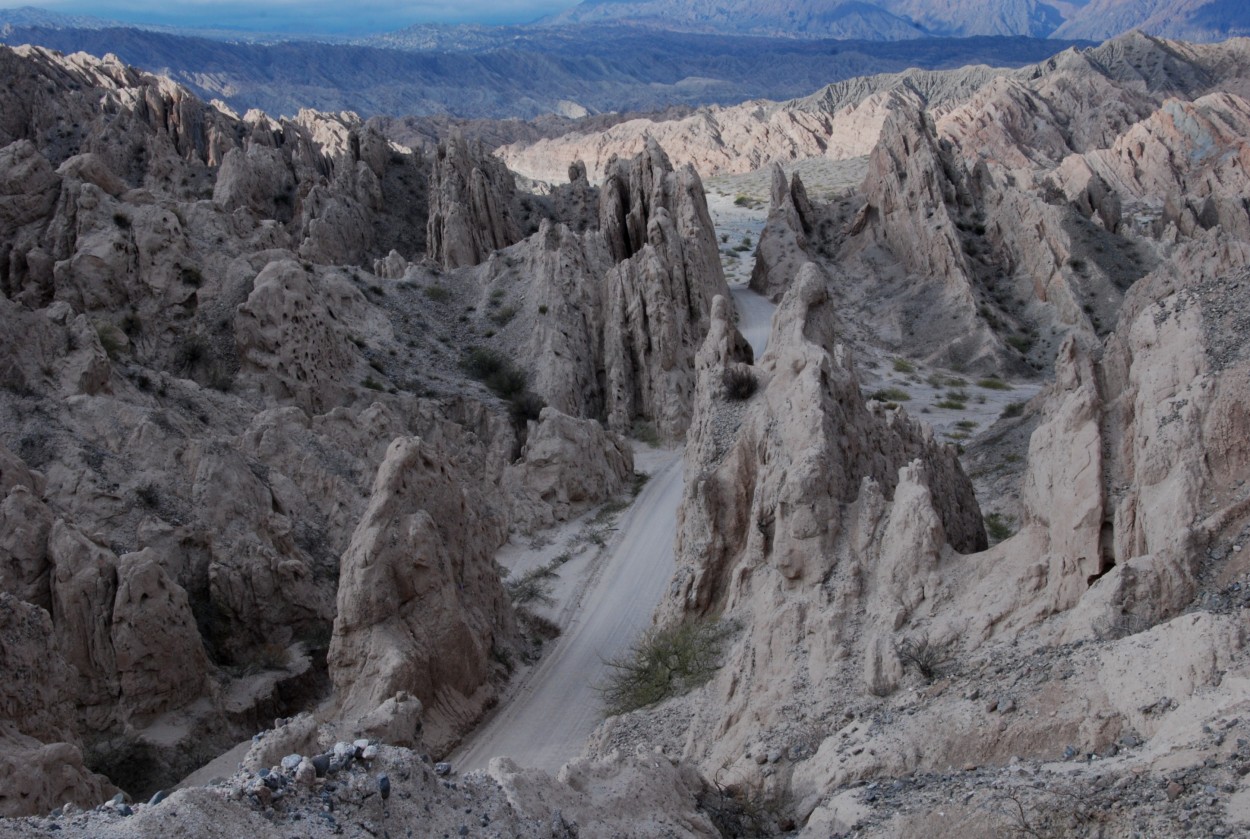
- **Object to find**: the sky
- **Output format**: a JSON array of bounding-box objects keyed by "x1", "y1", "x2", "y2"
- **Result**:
[{"x1": 4, "y1": 1, "x2": 584, "y2": 33}]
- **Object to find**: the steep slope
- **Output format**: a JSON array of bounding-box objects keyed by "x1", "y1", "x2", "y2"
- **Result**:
[
  {"x1": 1056, "y1": 0, "x2": 1250, "y2": 41},
  {"x1": 0, "y1": 44, "x2": 650, "y2": 813}
]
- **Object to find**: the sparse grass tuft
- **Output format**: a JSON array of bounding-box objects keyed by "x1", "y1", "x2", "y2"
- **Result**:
[
  {"x1": 599, "y1": 619, "x2": 736, "y2": 716},
  {"x1": 978, "y1": 377, "x2": 1011, "y2": 391},
  {"x1": 894, "y1": 634, "x2": 946, "y2": 681}
]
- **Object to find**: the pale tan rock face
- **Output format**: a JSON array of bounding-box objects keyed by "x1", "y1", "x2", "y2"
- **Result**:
[
  {"x1": 0, "y1": 593, "x2": 114, "y2": 817},
  {"x1": 599, "y1": 139, "x2": 729, "y2": 437},
  {"x1": 47, "y1": 521, "x2": 120, "y2": 731},
  {"x1": 234, "y1": 258, "x2": 372, "y2": 414},
  {"x1": 427, "y1": 133, "x2": 520, "y2": 268},
  {"x1": 328, "y1": 436, "x2": 517, "y2": 755},
  {"x1": 749, "y1": 163, "x2": 815, "y2": 302},
  {"x1": 504, "y1": 407, "x2": 633, "y2": 532},
  {"x1": 474, "y1": 139, "x2": 728, "y2": 439},
  {"x1": 111, "y1": 548, "x2": 211, "y2": 723}
]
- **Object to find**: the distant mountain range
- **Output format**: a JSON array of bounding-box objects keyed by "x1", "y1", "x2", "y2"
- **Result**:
[
  {"x1": 0, "y1": 19, "x2": 1084, "y2": 120},
  {"x1": 539, "y1": 0, "x2": 1250, "y2": 42},
  {"x1": 0, "y1": 0, "x2": 1246, "y2": 124}
]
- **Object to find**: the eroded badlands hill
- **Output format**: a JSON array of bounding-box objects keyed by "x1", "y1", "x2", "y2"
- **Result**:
[{"x1": 0, "y1": 28, "x2": 1249, "y2": 839}]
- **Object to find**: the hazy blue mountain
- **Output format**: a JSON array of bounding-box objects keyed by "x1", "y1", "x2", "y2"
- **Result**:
[
  {"x1": 541, "y1": 0, "x2": 1250, "y2": 42},
  {"x1": 0, "y1": 23, "x2": 1081, "y2": 119}
]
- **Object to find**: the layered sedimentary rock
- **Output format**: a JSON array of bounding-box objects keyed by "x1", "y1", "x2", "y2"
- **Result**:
[{"x1": 426, "y1": 133, "x2": 520, "y2": 269}]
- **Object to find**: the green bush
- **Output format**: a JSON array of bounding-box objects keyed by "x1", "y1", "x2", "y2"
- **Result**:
[
  {"x1": 871, "y1": 387, "x2": 911, "y2": 402},
  {"x1": 892, "y1": 358, "x2": 915, "y2": 374},
  {"x1": 95, "y1": 322, "x2": 123, "y2": 360},
  {"x1": 599, "y1": 619, "x2": 735, "y2": 716},
  {"x1": 977, "y1": 377, "x2": 1011, "y2": 391},
  {"x1": 424, "y1": 284, "x2": 452, "y2": 303},
  {"x1": 1006, "y1": 335, "x2": 1033, "y2": 353},
  {"x1": 985, "y1": 512, "x2": 1015, "y2": 542},
  {"x1": 462, "y1": 347, "x2": 527, "y2": 400},
  {"x1": 490, "y1": 305, "x2": 518, "y2": 327},
  {"x1": 1001, "y1": 402, "x2": 1025, "y2": 419},
  {"x1": 505, "y1": 562, "x2": 560, "y2": 607}
]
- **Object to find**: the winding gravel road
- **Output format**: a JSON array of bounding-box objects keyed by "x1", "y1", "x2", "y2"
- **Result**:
[{"x1": 453, "y1": 286, "x2": 773, "y2": 773}]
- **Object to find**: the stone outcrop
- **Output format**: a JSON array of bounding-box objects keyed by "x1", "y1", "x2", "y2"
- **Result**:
[
  {"x1": 598, "y1": 139, "x2": 729, "y2": 436},
  {"x1": 669, "y1": 271, "x2": 984, "y2": 620},
  {"x1": 749, "y1": 163, "x2": 816, "y2": 302},
  {"x1": 328, "y1": 436, "x2": 517, "y2": 755},
  {"x1": 0, "y1": 593, "x2": 114, "y2": 817},
  {"x1": 504, "y1": 407, "x2": 633, "y2": 532},
  {"x1": 470, "y1": 138, "x2": 728, "y2": 439},
  {"x1": 234, "y1": 258, "x2": 374, "y2": 414},
  {"x1": 426, "y1": 133, "x2": 520, "y2": 269}
]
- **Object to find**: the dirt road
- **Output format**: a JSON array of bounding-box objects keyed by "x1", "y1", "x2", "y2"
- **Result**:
[{"x1": 453, "y1": 285, "x2": 774, "y2": 773}]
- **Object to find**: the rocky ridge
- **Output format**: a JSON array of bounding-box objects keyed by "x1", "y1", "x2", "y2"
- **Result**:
[
  {"x1": 575, "y1": 30, "x2": 1250, "y2": 839},
  {"x1": 0, "y1": 42, "x2": 730, "y2": 818}
]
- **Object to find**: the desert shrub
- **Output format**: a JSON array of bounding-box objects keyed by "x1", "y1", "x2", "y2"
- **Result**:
[
  {"x1": 135, "y1": 482, "x2": 160, "y2": 509},
  {"x1": 630, "y1": 420, "x2": 662, "y2": 447},
  {"x1": 985, "y1": 512, "x2": 1015, "y2": 542},
  {"x1": 894, "y1": 634, "x2": 945, "y2": 681},
  {"x1": 462, "y1": 347, "x2": 527, "y2": 400},
  {"x1": 722, "y1": 367, "x2": 758, "y2": 401},
  {"x1": 509, "y1": 390, "x2": 545, "y2": 427},
  {"x1": 1001, "y1": 402, "x2": 1025, "y2": 419},
  {"x1": 363, "y1": 376, "x2": 383, "y2": 391},
  {"x1": 871, "y1": 387, "x2": 911, "y2": 402},
  {"x1": 978, "y1": 377, "x2": 1011, "y2": 390},
  {"x1": 174, "y1": 334, "x2": 209, "y2": 371},
  {"x1": 424, "y1": 284, "x2": 451, "y2": 303},
  {"x1": 935, "y1": 399, "x2": 966, "y2": 410},
  {"x1": 892, "y1": 357, "x2": 915, "y2": 373},
  {"x1": 701, "y1": 782, "x2": 795, "y2": 838},
  {"x1": 598, "y1": 619, "x2": 736, "y2": 716},
  {"x1": 1006, "y1": 335, "x2": 1034, "y2": 353},
  {"x1": 489, "y1": 304, "x2": 517, "y2": 326},
  {"x1": 505, "y1": 562, "x2": 560, "y2": 607}
]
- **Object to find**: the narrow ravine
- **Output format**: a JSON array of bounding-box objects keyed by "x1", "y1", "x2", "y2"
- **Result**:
[{"x1": 454, "y1": 228, "x2": 777, "y2": 772}]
